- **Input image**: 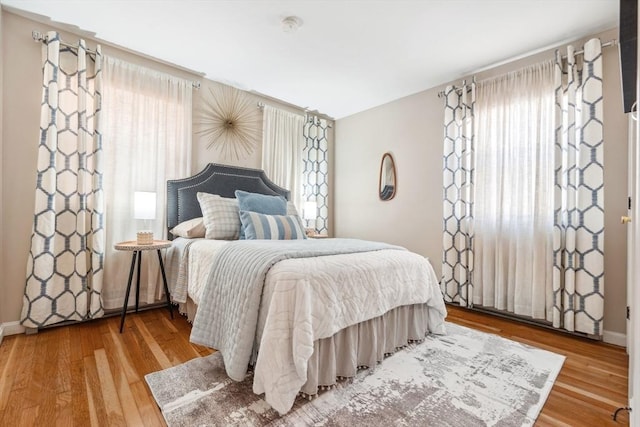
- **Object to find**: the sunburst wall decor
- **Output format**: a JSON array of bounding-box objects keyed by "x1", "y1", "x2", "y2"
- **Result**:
[{"x1": 195, "y1": 84, "x2": 260, "y2": 160}]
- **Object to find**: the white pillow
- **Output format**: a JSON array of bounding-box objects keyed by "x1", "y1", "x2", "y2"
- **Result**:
[
  {"x1": 196, "y1": 192, "x2": 241, "y2": 240},
  {"x1": 286, "y1": 201, "x2": 300, "y2": 217},
  {"x1": 170, "y1": 217, "x2": 206, "y2": 239}
]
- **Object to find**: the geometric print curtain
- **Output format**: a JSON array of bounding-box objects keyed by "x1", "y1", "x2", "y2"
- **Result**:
[
  {"x1": 302, "y1": 115, "x2": 331, "y2": 236},
  {"x1": 552, "y1": 38, "x2": 605, "y2": 337},
  {"x1": 441, "y1": 81, "x2": 475, "y2": 307},
  {"x1": 21, "y1": 31, "x2": 104, "y2": 328},
  {"x1": 441, "y1": 39, "x2": 605, "y2": 338}
]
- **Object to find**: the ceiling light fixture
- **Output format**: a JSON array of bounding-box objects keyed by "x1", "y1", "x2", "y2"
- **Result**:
[{"x1": 282, "y1": 16, "x2": 303, "y2": 33}]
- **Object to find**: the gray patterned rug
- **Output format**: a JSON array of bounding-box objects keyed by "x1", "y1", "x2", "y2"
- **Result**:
[{"x1": 145, "y1": 323, "x2": 564, "y2": 426}]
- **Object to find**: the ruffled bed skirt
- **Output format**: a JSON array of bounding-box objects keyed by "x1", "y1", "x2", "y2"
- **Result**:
[
  {"x1": 301, "y1": 303, "x2": 433, "y2": 396},
  {"x1": 177, "y1": 299, "x2": 198, "y2": 323},
  {"x1": 179, "y1": 300, "x2": 438, "y2": 397}
]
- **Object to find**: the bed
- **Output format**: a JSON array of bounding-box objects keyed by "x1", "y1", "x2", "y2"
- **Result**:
[{"x1": 165, "y1": 163, "x2": 447, "y2": 415}]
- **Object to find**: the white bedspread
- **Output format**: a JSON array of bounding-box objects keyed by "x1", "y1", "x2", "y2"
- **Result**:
[
  {"x1": 191, "y1": 239, "x2": 402, "y2": 381},
  {"x1": 185, "y1": 240, "x2": 228, "y2": 305},
  {"x1": 173, "y1": 238, "x2": 447, "y2": 415},
  {"x1": 253, "y1": 249, "x2": 446, "y2": 414},
  {"x1": 168, "y1": 238, "x2": 228, "y2": 304}
]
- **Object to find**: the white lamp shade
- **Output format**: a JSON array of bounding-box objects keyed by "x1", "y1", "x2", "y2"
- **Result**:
[
  {"x1": 134, "y1": 191, "x2": 156, "y2": 220},
  {"x1": 303, "y1": 201, "x2": 317, "y2": 221}
]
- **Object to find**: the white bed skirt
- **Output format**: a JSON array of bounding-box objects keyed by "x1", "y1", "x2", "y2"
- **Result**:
[
  {"x1": 302, "y1": 303, "x2": 432, "y2": 396},
  {"x1": 178, "y1": 300, "x2": 436, "y2": 398}
]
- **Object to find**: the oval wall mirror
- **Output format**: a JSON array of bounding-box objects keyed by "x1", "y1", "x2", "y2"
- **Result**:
[{"x1": 379, "y1": 152, "x2": 397, "y2": 201}]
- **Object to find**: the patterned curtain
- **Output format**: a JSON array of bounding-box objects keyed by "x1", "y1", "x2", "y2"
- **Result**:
[
  {"x1": 441, "y1": 82, "x2": 475, "y2": 306},
  {"x1": 302, "y1": 115, "x2": 331, "y2": 236},
  {"x1": 552, "y1": 38, "x2": 605, "y2": 336},
  {"x1": 21, "y1": 32, "x2": 104, "y2": 328}
]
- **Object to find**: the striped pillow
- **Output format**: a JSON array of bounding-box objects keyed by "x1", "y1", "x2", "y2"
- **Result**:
[{"x1": 239, "y1": 211, "x2": 307, "y2": 240}]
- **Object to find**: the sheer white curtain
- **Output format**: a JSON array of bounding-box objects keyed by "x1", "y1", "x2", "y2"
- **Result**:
[
  {"x1": 473, "y1": 61, "x2": 556, "y2": 320},
  {"x1": 101, "y1": 56, "x2": 192, "y2": 309},
  {"x1": 261, "y1": 105, "x2": 305, "y2": 210}
]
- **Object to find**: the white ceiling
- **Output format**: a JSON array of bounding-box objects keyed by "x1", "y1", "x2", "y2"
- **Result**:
[{"x1": 1, "y1": 0, "x2": 619, "y2": 119}]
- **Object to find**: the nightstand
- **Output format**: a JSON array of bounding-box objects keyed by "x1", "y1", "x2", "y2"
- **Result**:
[{"x1": 114, "y1": 240, "x2": 174, "y2": 332}]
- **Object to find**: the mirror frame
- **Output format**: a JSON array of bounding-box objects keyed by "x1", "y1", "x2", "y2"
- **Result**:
[{"x1": 379, "y1": 152, "x2": 397, "y2": 201}]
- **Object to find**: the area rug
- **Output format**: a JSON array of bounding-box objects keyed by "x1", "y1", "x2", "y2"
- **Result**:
[{"x1": 145, "y1": 323, "x2": 564, "y2": 426}]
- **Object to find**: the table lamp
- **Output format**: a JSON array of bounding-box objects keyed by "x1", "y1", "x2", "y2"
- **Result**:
[
  {"x1": 134, "y1": 191, "x2": 156, "y2": 245},
  {"x1": 303, "y1": 201, "x2": 317, "y2": 237}
]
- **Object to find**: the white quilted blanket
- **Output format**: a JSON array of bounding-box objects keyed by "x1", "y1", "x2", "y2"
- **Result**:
[
  {"x1": 168, "y1": 238, "x2": 229, "y2": 304},
  {"x1": 188, "y1": 238, "x2": 446, "y2": 415},
  {"x1": 253, "y1": 249, "x2": 446, "y2": 414},
  {"x1": 190, "y1": 239, "x2": 402, "y2": 380}
]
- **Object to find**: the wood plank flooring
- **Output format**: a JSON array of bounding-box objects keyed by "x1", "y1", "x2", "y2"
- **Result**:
[{"x1": 0, "y1": 306, "x2": 629, "y2": 426}]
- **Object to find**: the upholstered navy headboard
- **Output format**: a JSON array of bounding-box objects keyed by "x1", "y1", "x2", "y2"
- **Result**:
[{"x1": 166, "y1": 163, "x2": 290, "y2": 239}]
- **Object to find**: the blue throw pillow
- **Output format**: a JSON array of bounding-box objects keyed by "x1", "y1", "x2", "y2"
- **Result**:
[
  {"x1": 239, "y1": 211, "x2": 307, "y2": 240},
  {"x1": 235, "y1": 190, "x2": 287, "y2": 239}
]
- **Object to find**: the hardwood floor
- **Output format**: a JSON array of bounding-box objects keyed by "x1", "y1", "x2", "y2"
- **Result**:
[
  {"x1": 0, "y1": 306, "x2": 629, "y2": 426},
  {"x1": 447, "y1": 306, "x2": 629, "y2": 426}
]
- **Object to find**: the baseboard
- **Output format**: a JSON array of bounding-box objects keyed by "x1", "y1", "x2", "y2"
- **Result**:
[
  {"x1": 0, "y1": 321, "x2": 25, "y2": 338},
  {"x1": 603, "y1": 330, "x2": 626, "y2": 347},
  {"x1": 0, "y1": 320, "x2": 628, "y2": 346}
]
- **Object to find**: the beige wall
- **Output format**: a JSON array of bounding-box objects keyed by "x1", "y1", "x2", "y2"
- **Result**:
[
  {"x1": 334, "y1": 28, "x2": 629, "y2": 336},
  {"x1": 2, "y1": 10, "x2": 43, "y2": 325},
  {"x1": 0, "y1": 9, "x2": 334, "y2": 324}
]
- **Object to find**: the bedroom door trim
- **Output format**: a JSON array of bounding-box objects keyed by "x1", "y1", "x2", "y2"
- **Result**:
[
  {"x1": 629, "y1": 8, "x2": 640, "y2": 422},
  {"x1": 629, "y1": 30, "x2": 640, "y2": 420},
  {"x1": 628, "y1": 111, "x2": 637, "y2": 420},
  {"x1": 628, "y1": 113, "x2": 636, "y2": 354}
]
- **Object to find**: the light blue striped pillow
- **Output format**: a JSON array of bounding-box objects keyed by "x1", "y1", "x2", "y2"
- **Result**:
[{"x1": 239, "y1": 211, "x2": 307, "y2": 240}]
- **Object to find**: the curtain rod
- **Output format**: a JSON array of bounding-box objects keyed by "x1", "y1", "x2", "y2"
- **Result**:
[
  {"x1": 561, "y1": 38, "x2": 617, "y2": 60},
  {"x1": 257, "y1": 101, "x2": 334, "y2": 128},
  {"x1": 254, "y1": 90, "x2": 335, "y2": 122},
  {"x1": 32, "y1": 30, "x2": 201, "y2": 90},
  {"x1": 257, "y1": 101, "x2": 304, "y2": 117},
  {"x1": 32, "y1": 30, "x2": 97, "y2": 55},
  {"x1": 437, "y1": 78, "x2": 475, "y2": 98},
  {"x1": 437, "y1": 39, "x2": 617, "y2": 98}
]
